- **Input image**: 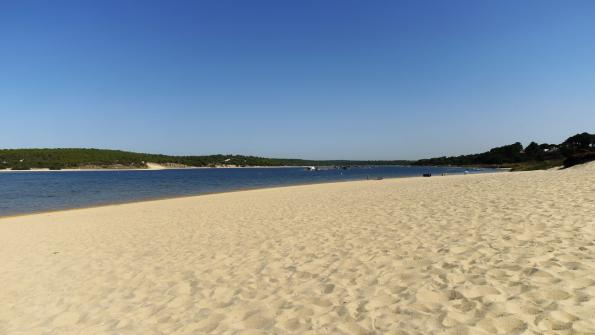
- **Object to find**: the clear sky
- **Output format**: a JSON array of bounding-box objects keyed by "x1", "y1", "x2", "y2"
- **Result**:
[{"x1": 1, "y1": 1, "x2": 594, "y2": 160}]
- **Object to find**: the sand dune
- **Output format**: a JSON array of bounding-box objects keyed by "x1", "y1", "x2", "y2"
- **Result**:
[{"x1": 1, "y1": 163, "x2": 594, "y2": 334}]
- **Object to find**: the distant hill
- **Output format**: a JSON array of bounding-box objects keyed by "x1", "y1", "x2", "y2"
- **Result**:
[
  {"x1": 413, "y1": 132, "x2": 595, "y2": 170},
  {"x1": 0, "y1": 148, "x2": 411, "y2": 170}
]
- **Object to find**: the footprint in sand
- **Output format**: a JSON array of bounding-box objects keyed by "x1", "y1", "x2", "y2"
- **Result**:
[
  {"x1": 529, "y1": 288, "x2": 571, "y2": 301},
  {"x1": 538, "y1": 317, "x2": 572, "y2": 331},
  {"x1": 416, "y1": 288, "x2": 449, "y2": 304},
  {"x1": 478, "y1": 316, "x2": 526, "y2": 334},
  {"x1": 460, "y1": 285, "x2": 500, "y2": 299},
  {"x1": 243, "y1": 310, "x2": 275, "y2": 329},
  {"x1": 184, "y1": 313, "x2": 225, "y2": 333}
]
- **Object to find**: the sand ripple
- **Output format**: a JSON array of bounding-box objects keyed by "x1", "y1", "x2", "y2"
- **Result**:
[{"x1": 1, "y1": 163, "x2": 594, "y2": 334}]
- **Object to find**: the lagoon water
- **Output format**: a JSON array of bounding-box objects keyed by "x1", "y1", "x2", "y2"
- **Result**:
[{"x1": 0, "y1": 166, "x2": 496, "y2": 216}]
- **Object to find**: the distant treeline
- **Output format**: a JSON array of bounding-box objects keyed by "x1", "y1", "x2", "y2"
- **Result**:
[
  {"x1": 2, "y1": 132, "x2": 593, "y2": 171},
  {"x1": 0, "y1": 148, "x2": 411, "y2": 170},
  {"x1": 413, "y1": 132, "x2": 595, "y2": 170}
]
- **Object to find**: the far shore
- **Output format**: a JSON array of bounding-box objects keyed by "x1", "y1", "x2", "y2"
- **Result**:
[
  {"x1": 0, "y1": 165, "x2": 311, "y2": 173},
  {"x1": 0, "y1": 163, "x2": 504, "y2": 174}
]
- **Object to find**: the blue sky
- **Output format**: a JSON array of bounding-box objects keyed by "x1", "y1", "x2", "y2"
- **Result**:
[{"x1": 1, "y1": 1, "x2": 594, "y2": 160}]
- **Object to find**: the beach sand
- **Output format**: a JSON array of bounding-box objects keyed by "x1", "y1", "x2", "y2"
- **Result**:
[{"x1": 1, "y1": 163, "x2": 594, "y2": 334}]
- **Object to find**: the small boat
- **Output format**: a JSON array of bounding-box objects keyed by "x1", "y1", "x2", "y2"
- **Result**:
[{"x1": 305, "y1": 166, "x2": 317, "y2": 171}]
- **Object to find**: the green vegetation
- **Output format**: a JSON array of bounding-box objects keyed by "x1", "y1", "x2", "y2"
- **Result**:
[
  {"x1": 414, "y1": 132, "x2": 595, "y2": 170},
  {"x1": 1, "y1": 132, "x2": 592, "y2": 171},
  {"x1": 0, "y1": 148, "x2": 410, "y2": 170}
]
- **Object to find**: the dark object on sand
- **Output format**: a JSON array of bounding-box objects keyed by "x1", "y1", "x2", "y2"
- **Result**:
[
  {"x1": 376, "y1": 177, "x2": 384, "y2": 180},
  {"x1": 422, "y1": 173, "x2": 431, "y2": 177}
]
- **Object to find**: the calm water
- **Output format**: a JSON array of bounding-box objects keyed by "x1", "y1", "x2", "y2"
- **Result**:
[{"x1": 0, "y1": 166, "x2": 497, "y2": 217}]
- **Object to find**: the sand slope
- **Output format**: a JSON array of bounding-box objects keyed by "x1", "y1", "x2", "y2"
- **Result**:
[{"x1": 1, "y1": 163, "x2": 594, "y2": 334}]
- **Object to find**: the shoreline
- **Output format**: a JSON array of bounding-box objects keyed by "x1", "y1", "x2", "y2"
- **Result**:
[{"x1": 0, "y1": 171, "x2": 491, "y2": 220}]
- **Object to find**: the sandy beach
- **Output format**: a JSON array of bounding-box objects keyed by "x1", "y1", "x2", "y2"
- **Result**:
[{"x1": 1, "y1": 163, "x2": 594, "y2": 334}]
